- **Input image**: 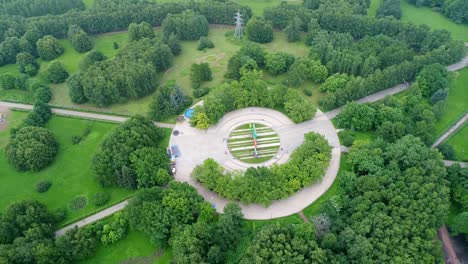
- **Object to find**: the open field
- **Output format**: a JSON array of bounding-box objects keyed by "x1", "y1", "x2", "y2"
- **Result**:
[
  {"x1": 0, "y1": 111, "x2": 175, "y2": 226},
  {"x1": 400, "y1": 0, "x2": 468, "y2": 42},
  {"x1": 446, "y1": 124, "x2": 468, "y2": 161},
  {"x1": 81, "y1": 228, "x2": 172, "y2": 264},
  {"x1": 233, "y1": 0, "x2": 302, "y2": 16},
  {"x1": 435, "y1": 68, "x2": 468, "y2": 136}
]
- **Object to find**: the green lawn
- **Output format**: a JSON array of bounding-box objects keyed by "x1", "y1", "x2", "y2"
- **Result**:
[
  {"x1": 233, "y1": 0, "x2": 302, "y2": 16},
  {"x1": 435, "y1": 68, "x2": 468, "y2": 136},
  {"x1": 400, "y1": 0, "x2": 468, "y2": 42},
  {"x1": 0, "y1": 111, "x2": 135, "y2": 226},
  {"x1": 368, "y1": 0, "x2": 383, "y2": 17},
  {"x1": 446, "y1": 124, "x2": 468, "y2": 161},
  {"x1": 81, "y1": 229, "x2": 172, "y2": 264}
]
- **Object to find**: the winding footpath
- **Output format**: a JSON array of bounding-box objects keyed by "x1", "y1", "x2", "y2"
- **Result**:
[{"x1": 0, "y1": 53, "x2": 465, "y2": 237}]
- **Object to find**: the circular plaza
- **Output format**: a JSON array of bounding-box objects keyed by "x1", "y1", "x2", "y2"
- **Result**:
[{"x1": 169, "y1": 106, "x2": 341, "y2": 219}]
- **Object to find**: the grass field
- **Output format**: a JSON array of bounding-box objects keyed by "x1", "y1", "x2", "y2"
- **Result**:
[
  {"x1": 81, "y1": 229, "x2": 172, "y2": 264},
  {"x1": 446, "y1": 124, "x2": 468, "y2": 161},
  {"x1": 0, "y1": 111, "x2": 171, "y2": 226},
  {"x1": 233, "y1": 0, "x2": 302, "y2": 16},
  {"x1": 400, "y1": 0, "x2": 468, "y2": 42},
  {"x1": 367, "y1": 0, "x2": 383, "y2": 17},
  {"x1": 435, "y1": 68, "x2": 468, "y2": 136}
]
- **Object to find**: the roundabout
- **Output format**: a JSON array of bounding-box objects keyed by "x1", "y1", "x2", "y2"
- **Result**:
[{"x1": 169, "y1": 106, "x2": 341, "y2": 219}]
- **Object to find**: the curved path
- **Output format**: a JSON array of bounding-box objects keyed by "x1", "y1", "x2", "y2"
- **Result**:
[{"x1": 170, "y1": 107, "x2": 341, "y2": 219}]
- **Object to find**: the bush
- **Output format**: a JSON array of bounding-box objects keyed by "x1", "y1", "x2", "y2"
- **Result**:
[
  {"x1": 69, "y1": 196, "x2": 87, "y2": 211},
  {"x1": 246, "y1": 17, "x2": 273, "y2": 43},
  {"x1": 113, "y1": 42, "x2": 119, "y2": 49},
  {"x1": 36, "y1": 35, "x2": 64, "y2": 60},
  {"x1": 92, "y1": 192, "x2": 110, "y2": 206},
  {"x1": 438, "y1": 144, "x2": 456, "y2": 160},
  {"x1": 36, "y1": 180, "x2": 52, "y2": 193},
  {"x1": 53, "y1": 207, "x2": 68, "y2": 222},
  {"x1": 193, "y1": 86, "x2": 210, "y2": 98},
  {"x1": 338, "y1": 130, "x2": 355, "y2": 147},
  {"x1": 431, "y1": 88, "x2": 448, "y2": 104},
  {"x1": 34, "y1": 86, "x2": 52, "y2": 103},
  {"x1": 304, "y1": 87, "x2": 313, "y2": 96},
  {"x1": 45, "y1": 61, "x2": 69, "y2": 83},
  {"x1": 198, "y1": 37, "x2": 214, "y2": 50},
  {"x1": 5, "y1": 126, "x2": 58, "y2": 171},
  {"x1": 71, "y1": 135, "x2": 82, "y2": 144}
]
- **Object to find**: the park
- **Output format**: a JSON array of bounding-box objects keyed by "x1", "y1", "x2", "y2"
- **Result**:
[{"x1": 0, "y1": 0, "x2": 467, "y2": 263}]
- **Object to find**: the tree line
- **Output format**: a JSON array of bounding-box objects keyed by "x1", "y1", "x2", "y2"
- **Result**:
[
  {"x1": 192, "y1": 132, "x2": 331, "y2": 205},
  {"x1": 0, "y1": 0, "x2": 84, "y2": 18}
]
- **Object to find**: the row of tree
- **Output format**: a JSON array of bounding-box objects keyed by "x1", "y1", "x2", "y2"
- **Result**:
[
  {"x1": 0, "y1": 0, "x2": 84, "y2": 18},
  {"x1": 192, "y1": 132, "x2": 331, "y2": 205},
  {"x1": 191, "y1": 68, "x2": 317, "y2": 128},
  {"x1": 0, "y1": 1, "x2": 252, "y2": 44},
  {"x1": 67, "y1": 37, "x2": 173, "y2": 107}
]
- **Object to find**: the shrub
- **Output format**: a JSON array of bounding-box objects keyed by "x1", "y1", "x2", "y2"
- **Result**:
[
  {"x1": 45, "y1": 61, "x2": 69, "y2": 83},
  {"x1": 193, "y1": 86, "x2": 209, "y2": 98},
  {"x1": 71, "y1": 135, "x2": 82, "y2": 145},
  {"x1": 34, "y1": 86, "x2": 52, "y2": 103},
  {"x1": 304, "y1": 87, "x2": 313, "y2": 96},
  {"x1": 338, "y1": 130, "x2": 355, "y2": 147},
  {"x1": 36, "y1": 35, "x2": 64, "y2": 60},
  {"x1": 113, "y1": 42, "x2": 119, "y2": 49},
  {"x1": 431, "y1": 89, "x2": 448, "y2": 104},
  {"x1": 36, "y1": 180, "x2": 52, "y2": 193},
  {"x1": 197, "y1": 37, "x2": 214, "y2": 50},
  {"x1": 69, "y1": 196, "x2": 87, "y2": 211},
  {"x1": 92, "y1": 192, "x2": 110, "y2": 206},
  {"x1": 53, "y1": 207, "x2": 68, "y2": 222},
  {"x1": 438, "y1": 144, "x2": 456, "y2": 160}
]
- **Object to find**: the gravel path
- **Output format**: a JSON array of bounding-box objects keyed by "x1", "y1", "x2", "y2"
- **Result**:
[
  {"x1": 431, "y1": 114, "x2": 468, "y2": 148},
  {"x1": 326, "y1": 55, "x2": 468, "y2": 119},
  {"x1": 0, "y1": 102, "x2": 175, "y2": 129},
  {"x1": 55, "y1": 200, "x2": 128, "y2": 237}
]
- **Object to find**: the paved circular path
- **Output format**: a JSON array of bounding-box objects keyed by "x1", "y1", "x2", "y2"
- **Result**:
[{"x1": 171, "y1": 107, "x2": 341, "y2": 219}]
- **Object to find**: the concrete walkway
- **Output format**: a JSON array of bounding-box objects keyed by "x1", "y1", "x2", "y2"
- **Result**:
[
  {"x1": 0, "y1": 101, "x2": 175, "y2": 129},
  {"x1": 431, "y1": 114, "x2": 467, "y2": 148},
  {"x1": 443, "y1": 160, "x2": 467, "y2": 168},
  {"x1": 325, "y1": 55, "x2": 468, "y2": 119},
  {"x1": 55, "y1": 200, "x2": 128, "y2": 236},
  {"x1": 170, "y1": 107, "x2": 341, "y2": 220}
]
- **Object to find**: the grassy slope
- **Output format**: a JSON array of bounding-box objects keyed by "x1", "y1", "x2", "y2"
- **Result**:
[
  {"x1": 435, "y1": 68, "x2": 468, "y2": 136},
  {"x1": 446, "y1": 124, "x2": 468, "y2": 161},
  {"x1": 400, "y1": 0, "x2": 468, "y2": 42},
  {"x1": 0, "y1": 111, "x2": 135, "y2": 225}
]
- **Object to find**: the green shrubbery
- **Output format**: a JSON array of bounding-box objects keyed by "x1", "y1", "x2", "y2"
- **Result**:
[
  {"x1": 193, "y1": 132, "x2": 331, "y2": 205},
  {"x1": 92, "y1": 191, "x2": 110, "y2": 206},
  {"x1": 35, "y1": 180, "x2": 52, "y2": 193}
]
